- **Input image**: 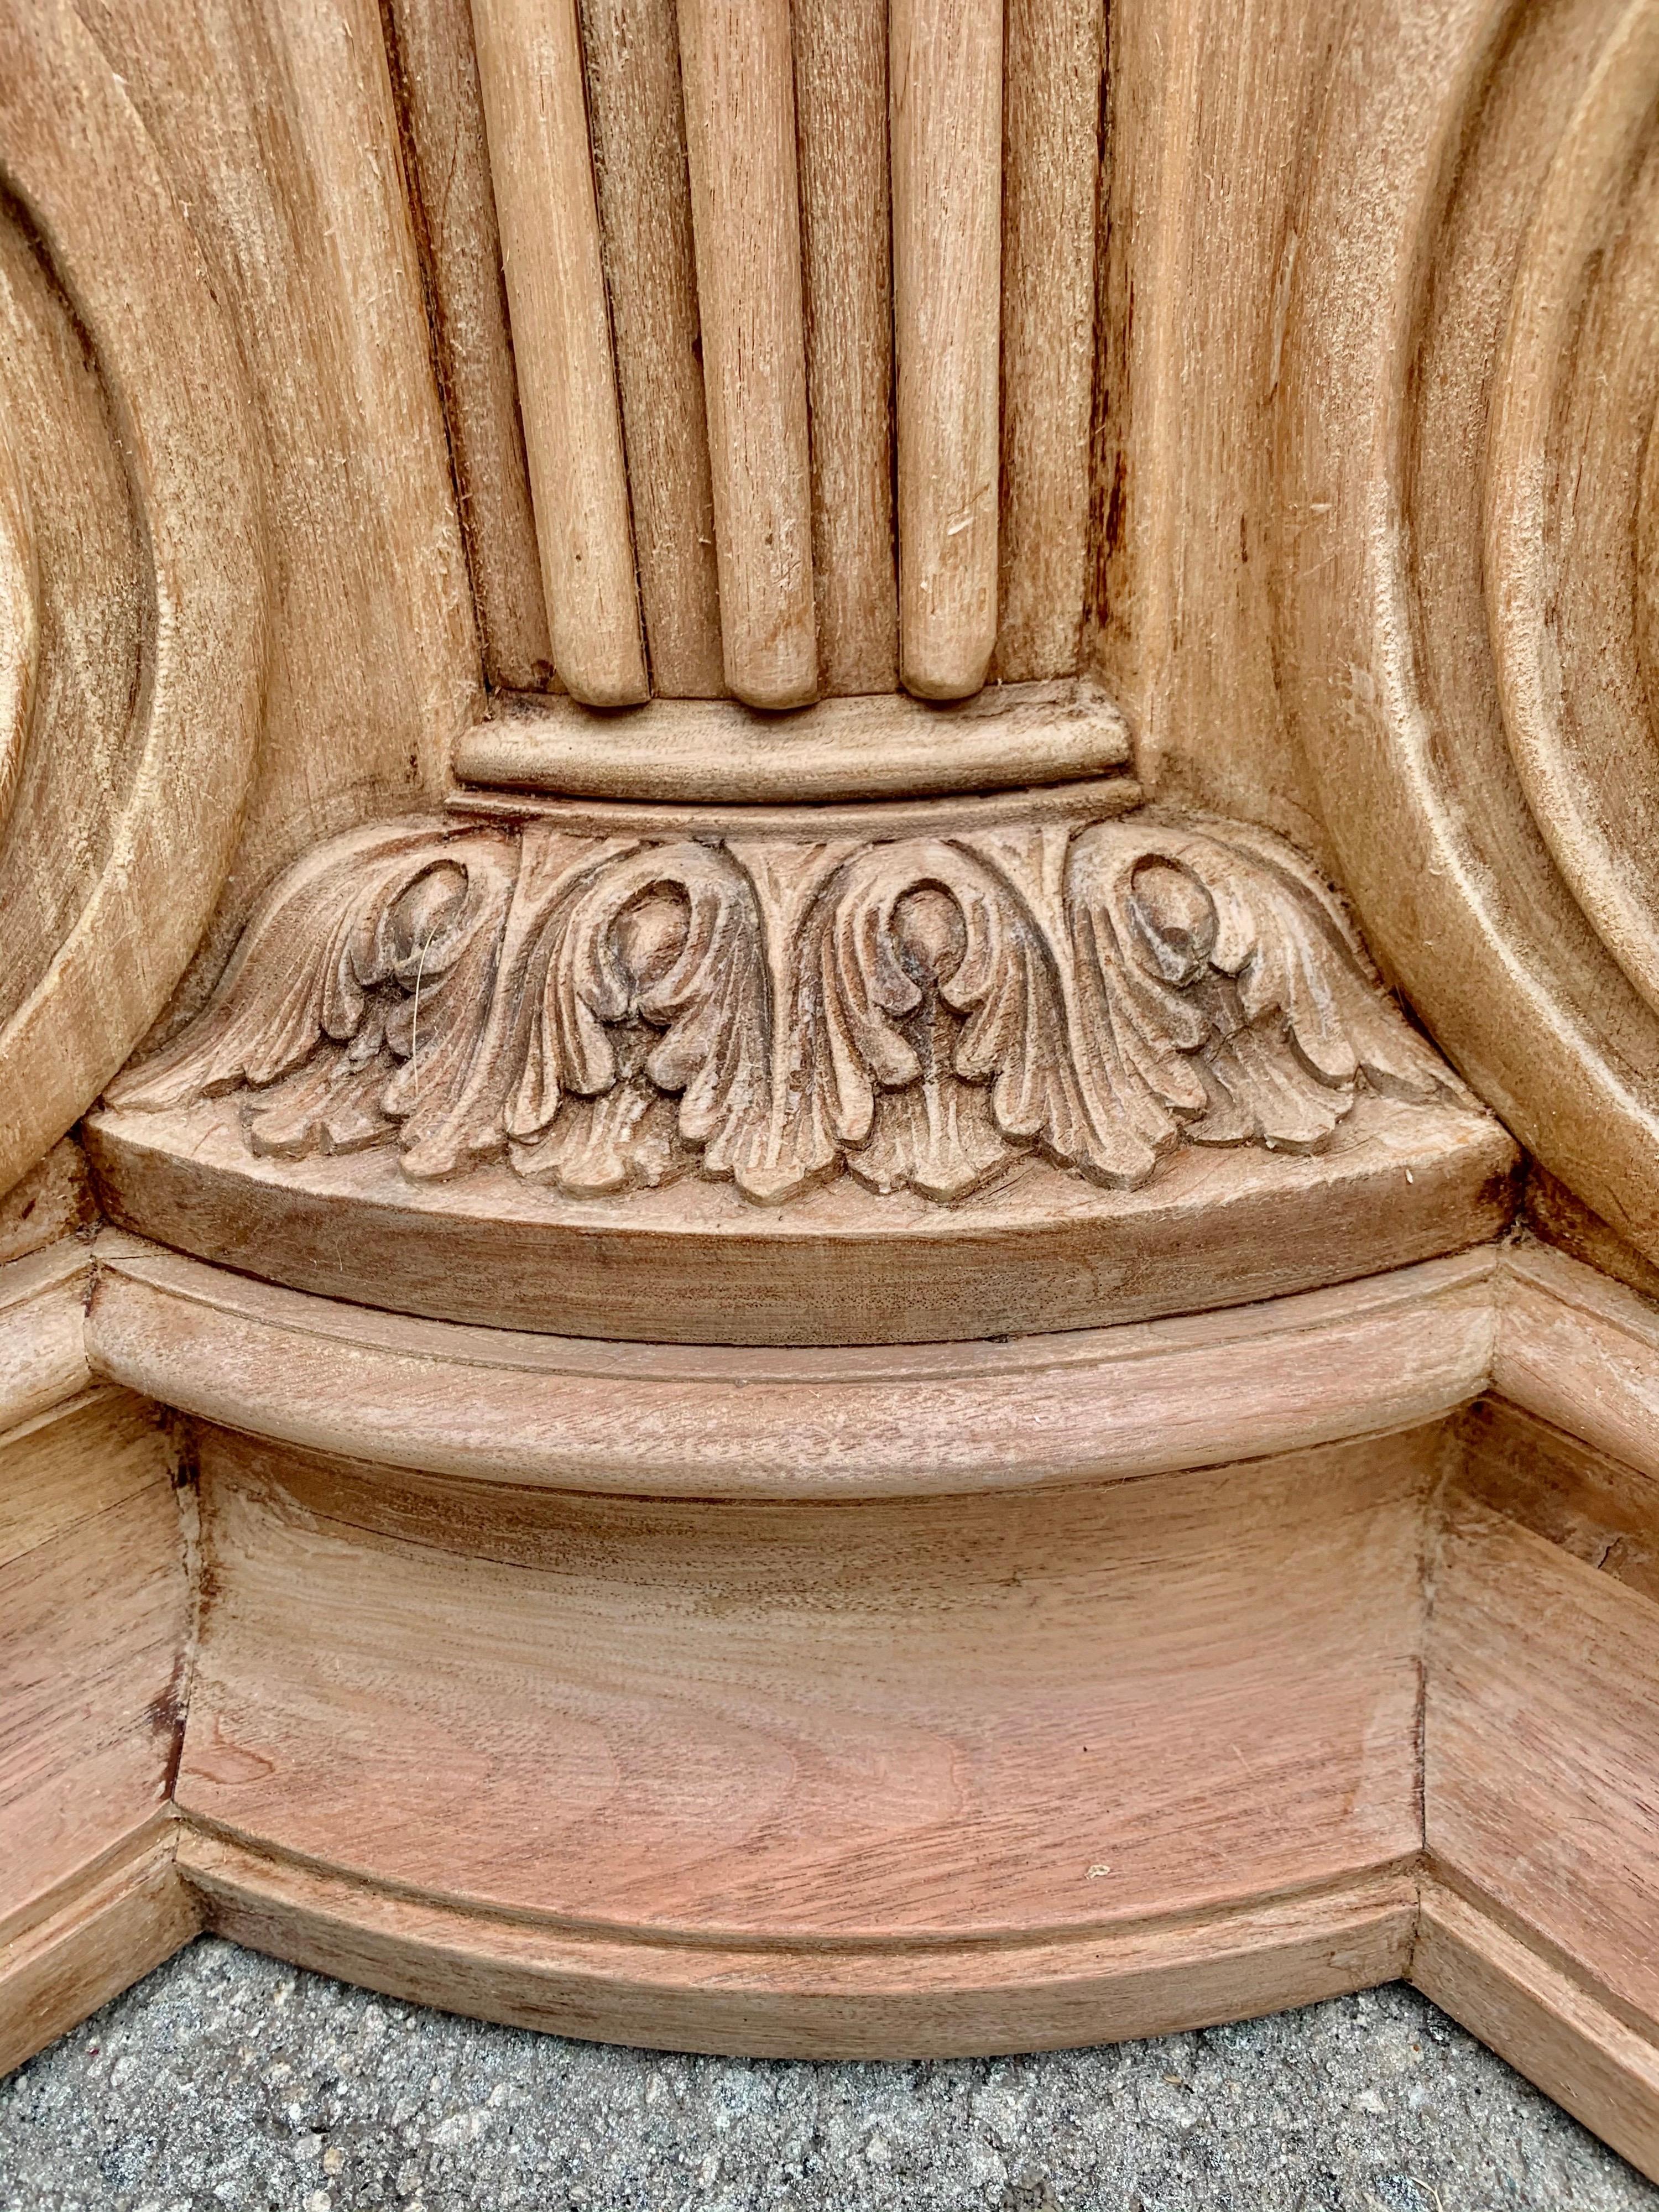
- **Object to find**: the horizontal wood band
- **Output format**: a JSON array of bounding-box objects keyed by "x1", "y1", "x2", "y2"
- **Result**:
[
  {"x1": 1415, "y1": 1877, "x2": 1659, "y2": 2182},
  {"x1": 178, "y1": 1831, "x2": 1416, "y2": 2060},
  {"x1": 452, "y1": 678, "x2": 1131, "y2": 803},
  {"x1": 0, "y1": 1821, "x2": 197, "y2": 2079},
  {"x1": 449, "y1": 770, "x2": 1141, "y2": 840},
  {"x1": 86, "y1": 1236, "x2": 1498, "y2": 1500},
  {"x1": 0, "y1": 1240, "x2": 91, "y2": 1436},
  {"x1": 82, "y1": 1091, "x2": 1515, "y2": 1349},
  {"x1": 1496, "y1": 1239, "x2": 1659, "y2": 1486}
]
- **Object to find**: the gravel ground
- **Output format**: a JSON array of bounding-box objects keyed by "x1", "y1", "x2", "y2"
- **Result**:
[{"x1": 3, "y1": 1939, "x2": 1656, "y2": 2212}]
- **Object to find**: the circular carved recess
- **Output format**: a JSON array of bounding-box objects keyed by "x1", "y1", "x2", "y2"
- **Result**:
[
  {"x1": 1485, "y1": 0, "x2": 1659, "y2": 1015},
  {"x1": 0, "y1": 2, "x2": 265, "y2": 1201},
  {"x1": 1275, "y1": 0, "x2": 1659, "y2": 1263}
]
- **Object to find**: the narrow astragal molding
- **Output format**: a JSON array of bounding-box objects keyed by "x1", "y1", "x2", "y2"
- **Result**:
[
  {"x1": 87, "y1": 1237, "x2": 1498, "y2": 1500},
  {"x1": 453, "y1": 679, "x2": 1130, "y2": 804}
]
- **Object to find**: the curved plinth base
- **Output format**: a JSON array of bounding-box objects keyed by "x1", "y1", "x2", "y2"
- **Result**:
[
  {"x1": 11, "y1": 1236, "x2": 1659, "y2": 2187},
  {"x1": 86, "y1": 1092, "x2": 1516, "y2": 1344}
]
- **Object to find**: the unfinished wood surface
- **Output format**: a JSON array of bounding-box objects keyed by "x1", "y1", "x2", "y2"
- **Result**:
[
  {"x1": 1458, "y1": 1396, "x2": 1659, "y2": 1610},
  {"x1": 86, "y1": 1074, "x2": 1515, "y2": 1349},
  {"x1": 87, "y1": 1237, "x2": 1497, "y2": 1501},
  {"x1": 471, "y1": 0, "x2": 648, "y2": 705},
  {"x1": 792, "y1": 0, "x2": 898, "y2": 695},
  {"x1": 1527, "y1": 1164, "x2": 1659, "y2": 1307},
  {"x1": 0, "y1": 1241, "x2": 91, "y2": 1437},
  {"x1": 455, "y1": 679, "x2": 1130, "y2": 801},
  {"x1": 1088, "y1": 0, "x2": 1338, "y2": 854},
  {"x1": 579, "y1": 0, "x2": 723, "y2": 697},
  {"x1": 0, "y1": 1391, "x2": 185, "y2": 1948},
  {"x1": 0, "y1": 1824, "x2": 197, "y2": 2081},
  {"x1": 0, "y1": 1139, "x2": 94, "y2": 1270},
  {"x1": 0, "y1": 3, "x2": 264, "y2": 1198},
  {"x1": 73, "y1": 0, "x2": 478, "y2": 1016},
  {"x1": 1496, "y1": 1238, "x2": 1659, "y2": 1485},
  {"x1": 891, "y1": 0, "x2": 1003, "y2": 700},
  {"x1": 175, "y1": 1427, "x2": 1426, "y2": 2005},
  {"x1": 677, "y1": 0, "x2": 817, "y2": 707},
  {"x1": 382, "y1": 0, "x2": 557, "y2": 690},
  {"x1": 1427, "y1": 1490, "x2": 1659, "y2": 2037},
  {"x1": 1274, "y1": 0, "x2": 1659, "y2": 1266},
  {"x1": 1413, "y1": 1881, "x2": 1659, "y2": 2187},
  {"x1": 184, "y1": 1828, "x2": 1416, "y2": 2060},
  {"x1": 995, "y1": 0, "x2": 1103, "y2": 682}
]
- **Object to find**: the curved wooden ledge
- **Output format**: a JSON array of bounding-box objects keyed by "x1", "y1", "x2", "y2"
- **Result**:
[
  {"x1": 84, "y1": 1092, "x2": 1516, "y2": 1348},
  {"x1": 85, "y1": 1233, "x2": 1499, "y2": 1499},
  {"x1": 178, "y1": 1832, "x2": 1418, "y2": 2059},
  {"x1": 453, "y1": 679, "x2": 1131, "y2": 804}
]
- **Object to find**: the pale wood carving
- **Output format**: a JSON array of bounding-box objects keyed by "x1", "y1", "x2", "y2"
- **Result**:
[
  {"x1": 0, "y1": 2, "x2": 264, "y2": 1203},
  {"x1": 12, "y1": 0, "x2": 1659, "y2": 2187},
  {"x1": 677, "y1": 0, "x2": 819, "y2": 707},
  {"x1": 793, "y1": 0, "x2": 899, "y2": 695},
  {"x1": 101, "y1": 808, "x2": 1457, "y2": 1208},
  {"x1": 453, "y1": 677, "x2": 1133, "y2": 804},
  {"x1": 891, "y1": 0, "x2": 1004, "y2": 700},
  {"x1": 577, "y1": 0, "x2": 724, "y2": 697},
  {"x1": 382, "y1": 0, "x2": 558, "y2": 691},
  {"x1": 470, "y1": 0, "x2": 648, "y2": 704}
]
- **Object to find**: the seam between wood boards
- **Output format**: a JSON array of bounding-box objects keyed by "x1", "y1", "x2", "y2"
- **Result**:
[{"x1": 1414, "y1": 1859, "x2": 1659, "y2": 2053}]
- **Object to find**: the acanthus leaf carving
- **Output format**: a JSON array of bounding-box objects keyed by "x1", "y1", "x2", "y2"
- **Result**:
[{"x1": 106, "y1": 807, "x2": 1458, "y2": 1207}]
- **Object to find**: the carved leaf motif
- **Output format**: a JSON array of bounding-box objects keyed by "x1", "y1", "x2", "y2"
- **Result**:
[
  {"x1": 105, "y1": 807, "x2": 1459, "y2": 1207},
  {"x1": 1065, "y1": 817, "x2": 1452, "y2": 1158},
  {"x1": 106, "y1": 821, "x2": 519, "y2": 1168}
]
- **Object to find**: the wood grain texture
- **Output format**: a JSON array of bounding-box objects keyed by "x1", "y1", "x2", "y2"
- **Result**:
[
  {"x1": 792, "y1": 0, "x2": 898, "y2": 695},
  {"x1": 1272, "y1": 0, "x2": 1659, "y2": 1266},
  {"x1": 1526, "y1": 1164, "x2": 1659, "y2": 1308},
  {"x1": 1427, "y1": 1491, "x2": 1659, "y2": 2037},
  {"x1": 995, "y1": 0, "x2": 1103, "y2": 682},
  {"x1": 0, "y1": 1391, "x2": 186, "y2": 1945},
  {"x1": 173, "y1": 1425, "x2": 1428, "y2": 2037},
  {"x1": 471, "y1": 0, "x2": 648, "y2": 705},
  {"x1": 1086, "y1": 0, "x2": 1336, "y2": 854},
  {"x1": 1496, "y1": 1238, "x2": 1659, "y2": 1485},
  {"x1": 454, "y1": 770, "x2": 1141, "y2": 839},
  {"x1": 382, "y1": 0, "x2": 558, "y2": 691},
  {"x1": 677, "y1": 0, "x2": 817, "y2": 707},
  {"x1": 75, "y1": 0, "x2": 479, "y2": 1018},
  {"x1": 0, "y1": 1140, "x2": 94, "y2": 1270},
  {"x1": 579, "y1": 0, "x2": 724, "y2": 697},
  {"x1": 87, "y1": 1237, "x2": 1498, "y2": 1501},
  {"x1": 0, "y1": 3, "x2": 265, "y2": 1196},
  {"x1": 85, "y1": 1088, "x2": 1517, "y2": 1348},
  {"x1": 184, "y1": 1829, "x2": 1416, "y2": 2060},
  {"x1": 1414, "y1": 1880, "x2": 1659, "y2": 2187},
  {"x1": 0, "y1": 1824, "x2": 197, "y2": 2081},
  {"x1": 1457, "y1": 1396, "x2": 1659, "y2": 1610},
  {"x1": 0, "y1": 1242, "x2": 91, "y2": 1438},
  {"x1": 1483, "y1": 0, "x2": 1659, "y2": 1019},
  {"x1": 455, "y1": 679, "x2": 1130, "y2": 801},
  {"x1": 891, "y1": 0, "x2": 1003, "y2": 700}
]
